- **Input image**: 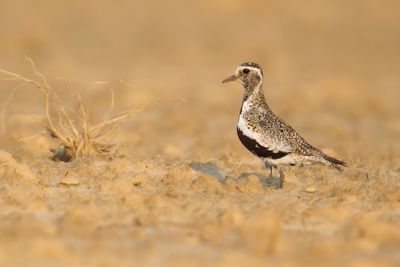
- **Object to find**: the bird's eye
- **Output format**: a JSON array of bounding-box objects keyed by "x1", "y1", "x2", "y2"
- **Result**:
[{"x1": 243, "y1": 68, "x2": 250, "y2": 74}]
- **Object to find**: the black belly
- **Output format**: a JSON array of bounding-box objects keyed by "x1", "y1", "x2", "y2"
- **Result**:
[{"x1": 237, "y1": 128, "x2": 290, "y2": 159}]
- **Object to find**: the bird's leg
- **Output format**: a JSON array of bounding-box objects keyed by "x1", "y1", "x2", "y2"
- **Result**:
[
  {"x1": 272, "y1": 165, "x2": 285, "y2": 189},
  {"x1": 279, "y1": 168, "x2": 285, "y2": 182},
  {"x1": 264, "y1": 161, "x2": 273, "y2": 186},
  {"x1": 268, "y1": 165, "x2": 273, "y2": 185}
]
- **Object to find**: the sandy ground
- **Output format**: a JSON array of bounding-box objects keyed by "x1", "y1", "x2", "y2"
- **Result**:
[{"x1": 0, "y1": 1, "x2": 400, "y2": 266}]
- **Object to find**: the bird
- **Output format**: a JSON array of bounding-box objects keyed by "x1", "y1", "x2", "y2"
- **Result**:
[{"x1": 222, "y1": 62, "x2": 346, "y2": 187}]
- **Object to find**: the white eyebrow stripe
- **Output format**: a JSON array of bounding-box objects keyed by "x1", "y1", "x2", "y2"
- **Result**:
[{"x1": 236, "y1": 66, "x2": 262, "y2": 76}]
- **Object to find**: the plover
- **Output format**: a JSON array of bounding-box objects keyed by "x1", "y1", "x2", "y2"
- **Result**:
[{"x1": 222, "y1": 62, "x2": 346, "y2": 187}]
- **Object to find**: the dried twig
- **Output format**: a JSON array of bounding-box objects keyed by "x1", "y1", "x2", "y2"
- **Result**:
[
  {"x1": 1, "y1": 86, "x2": 17, "y2": 135},
  {"x1": 0, "y1": 60, "x2": 145, "y2": 161},
  {"x1": 0, "y1": 59, "x2": 186, "y2": 161}
]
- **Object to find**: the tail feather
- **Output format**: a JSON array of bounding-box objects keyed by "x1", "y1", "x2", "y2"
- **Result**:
[{"x1": 321, "y1": 153, "x2": 347, "y2": 171}]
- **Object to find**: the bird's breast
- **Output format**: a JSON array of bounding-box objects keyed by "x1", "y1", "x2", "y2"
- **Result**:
[{"x1": 236, "y1": 127, "x2": 290, "y2": 159}]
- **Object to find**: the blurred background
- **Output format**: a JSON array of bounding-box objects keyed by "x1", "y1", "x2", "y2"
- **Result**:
[
  {"x1": 1, "y1": 0, "x2": 399, "y2": 162},
  {"x1": 0, "y1": 1, "x2": 400, "y2": 266}
]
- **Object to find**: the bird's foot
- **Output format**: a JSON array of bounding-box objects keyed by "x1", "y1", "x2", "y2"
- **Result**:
[{"x1": 268, "y1": 170, "x2": 273, "y2": 185}]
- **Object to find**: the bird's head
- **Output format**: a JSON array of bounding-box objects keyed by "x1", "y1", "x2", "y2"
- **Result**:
[{"x1": 222, "y1": 62, "x2": 263, "y2": 88}]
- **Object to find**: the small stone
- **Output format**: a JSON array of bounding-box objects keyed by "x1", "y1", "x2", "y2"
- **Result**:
[
  {"x1": 60, "y1": 178, "x2": 80, "y2": 185},
  {"x1": 304, "y1": 186, "x2": 317, "y2": 193}
]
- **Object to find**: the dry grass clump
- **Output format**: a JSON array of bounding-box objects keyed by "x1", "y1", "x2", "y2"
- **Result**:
[{"x1": 0, "y1": 59, "x2": 146, "y2": 162}]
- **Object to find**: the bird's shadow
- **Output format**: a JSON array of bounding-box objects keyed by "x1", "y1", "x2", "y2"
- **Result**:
[
  {"x1": 188, "y1": 161, "x2": 225, "y2": 182},
  {"x1": 188, "y1": 161, "x2": 282, "y2": 188}
]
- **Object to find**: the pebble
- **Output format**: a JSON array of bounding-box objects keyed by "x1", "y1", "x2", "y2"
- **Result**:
[
  {"x1": 304, "y1": 186, "x2": 317, "y2": 193},
  {"x1": 60, "y1": 178, "x2": 80, "y2": 185}
]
